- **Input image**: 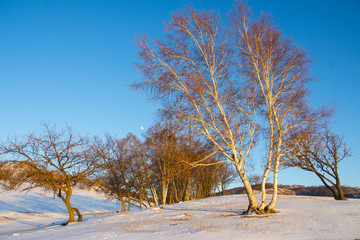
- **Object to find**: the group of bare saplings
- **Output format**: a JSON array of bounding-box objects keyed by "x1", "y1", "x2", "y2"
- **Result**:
[{"x1": 0, "y1": 1, "x2": 351, "y2": 226}]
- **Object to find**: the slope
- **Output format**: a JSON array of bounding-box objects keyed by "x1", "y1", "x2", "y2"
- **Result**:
[{"x1": 1, "y1": 189, "x2": 359, "y2": 239}]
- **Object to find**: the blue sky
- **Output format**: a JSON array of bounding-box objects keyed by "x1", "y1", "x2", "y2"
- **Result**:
[{"x1": 0, "y1": 0, "x2": 359, "y2": 187}]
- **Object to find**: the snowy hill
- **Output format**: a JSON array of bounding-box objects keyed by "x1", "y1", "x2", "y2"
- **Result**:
[
  {"x1": 1, "y1": 188, "x2": 359, "y2": 239},
  {"x1": 0, "y1": 187, "x2": 125, "y2": 237}
]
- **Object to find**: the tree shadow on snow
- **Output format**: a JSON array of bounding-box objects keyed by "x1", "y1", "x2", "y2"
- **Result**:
[{"x1": 3, "y1": 216, "x2": 48, "y2": 228}]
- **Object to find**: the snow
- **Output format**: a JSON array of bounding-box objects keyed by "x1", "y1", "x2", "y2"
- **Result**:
[{"x1": 1, "y1": 188, "x2": 359, "y2": 239}]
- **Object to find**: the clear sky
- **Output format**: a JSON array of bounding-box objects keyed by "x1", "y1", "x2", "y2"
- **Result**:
[{"x1": 0, "y1": 0, "x2": 359, "y2": 187}]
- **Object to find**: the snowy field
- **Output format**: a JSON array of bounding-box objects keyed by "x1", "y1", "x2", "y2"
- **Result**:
[{"x1": 1, "y1": 188, "x2": 359, "y2": 240}]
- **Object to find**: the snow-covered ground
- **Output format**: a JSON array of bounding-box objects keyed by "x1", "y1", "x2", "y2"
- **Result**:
[
  {"x1": 0, "y1": 187, "x2": 126, "y2": 237},
  {"x1": 1, "y1": 188, "x2": 359, "y2": 239}
]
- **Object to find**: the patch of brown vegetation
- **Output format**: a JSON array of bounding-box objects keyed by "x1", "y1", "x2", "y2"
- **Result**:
[
  {"x1": 170, "y1": 218, "x2": 192, "y2": 221},
  {"x1": 193, "y1": 221, "x2": 219, "y2": 232},
  {"x1": 216, "y1": 213, "x2": 238, "y2": 217},
  {"x1": 240, "y1": 214, "x2": 273, "y2": 219}
]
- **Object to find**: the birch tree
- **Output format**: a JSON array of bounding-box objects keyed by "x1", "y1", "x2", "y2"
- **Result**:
[
  {"x1": 133, "y1": 7, "x2": 259, "y2": 213},
  {"x1": 229, "y1": 1, "x2": 329, "y2": 212}
]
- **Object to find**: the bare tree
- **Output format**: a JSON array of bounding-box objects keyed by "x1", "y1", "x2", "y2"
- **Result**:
[
  {"x1": 285, "y1": 129, "x2": 350, "y2": 200},
  {"x1": 217, "y1": 163, "x2": 237, "y2": 195},
  {"x1": 144, "y1": 125, "x2": 183, "y2": 205},
  {"x1": 94, "y1": 134, "x2": 135, "y2": 211},
  {"x1": 0, "y1": 124, "x2": 98, "y2": 224},
  {"x1": 133, "y1": 6, "x2": 259, "y2": 213},
  {"x1": 125, "y1": 133, "x2": 154, "y2": 208},
  {"x1": 248, "y1": 173, "x2": 262, "y2": 190},
  {"x1": 229, "y1": 1, "x2": 330, "y2": 212}
]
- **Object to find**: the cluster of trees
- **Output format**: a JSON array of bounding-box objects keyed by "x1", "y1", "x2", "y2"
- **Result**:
[
  {"x1": 0, "y1": 123, "x2": 236, "y2": 224},
  {"x1": 133, "y1": 0, "x2": 350, "y2": 214},
  {"x1": 94, "y1": 124, "x2": 236, "y2": 211}
]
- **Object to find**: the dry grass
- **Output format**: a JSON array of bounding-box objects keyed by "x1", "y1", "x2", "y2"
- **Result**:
[
  {"x1": 193, "y1": 221, "x2": 219, "y2": 232},
  {"x1": 170, "y1": 218, "x2": 192, "y2": 221},
  {"x1": 240, "y1": 214, "x2": 273, "y2": 219},
  {"x1": 216, "y1": 213, "x2": 238, "y2": 217},
  {"x1": 216, "y1": 212, "x2": 275, "y2": 218}
]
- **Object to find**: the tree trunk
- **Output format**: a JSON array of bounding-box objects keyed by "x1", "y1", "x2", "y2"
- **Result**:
[
  {"x1": 169, "y1": 188, "x2": 174, "y2": 204},
  {"x1": 120, "y1": 196, "x2": 126, "y2": 211},
  {"x1": 150, "y1": 185, "x2": 159, "y2": 207},
  {"x1": 185, "y1": 180, "x2": 190, "y2": 201},
  {"x1": 72, "y1": 207, "x2": 83, "y2": 222},
  {"x1": 258, "y1": 158, "x2": 271, "y2": 212},
  {"x1": 335, "y1": 178, "x2": 348, "y2": 200},
  {"x1": 127, "y1": 191, "x2": 131, "y2": 211},
  {"x1": 235, "y1": 164, "x2": 257, "y2": 214},
  {"x1": 139, "y1": 190, "x2": 143, "y2": 208},
  {"x1": 266, "y1": 159, "x2": 279, "y2": 213},
  {"x1": 117, "y1": 188, "x2": 126, "y2": 212},
  {"x1": 60, "y1": 188, "x2": 82, "y2": 224},
  {"x1": 144, "y1": 191, "x2": 152, "y2": 207},
  {"x1": 266, "y1": 139, "x2": 282, "y2": 213},
  {"x1": 172, "y1": 180, "x2": 179, "y2": 203},
  {"x1": 65, "y1": 201, "x2": 75, "y2": 223},
  {"x1": 62, "y1": 192, "x2": 75, "y2": 224},
  {"x1": 161, "y1": 181, "x2": 169, "y2": 205},
  {"x1": 178, "y1": 182, "x2": 185, "y2": 202},
  {"x1": 259, "y1": 120, "x2": 274, "y2": 213},
  {"x1": 315, "y1": 172, "x2": 337, "y2": 199}
]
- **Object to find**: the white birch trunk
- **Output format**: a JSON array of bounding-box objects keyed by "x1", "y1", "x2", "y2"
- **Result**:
[
  {"x1": 267, "y1": 137, "x2": 282, "y2": 212},
  {"x1": 259, "y1": 115, "x2": 274, "y2": 212},
  {"x1": 235, "y1": 164, "x2": 257, "y2": 213},
  {"x1": 161, "y1": 181, "x2": 169, "y2": 205},
  {"x1": 150, "y1": 185, "x2": 159, "y2": 207}
]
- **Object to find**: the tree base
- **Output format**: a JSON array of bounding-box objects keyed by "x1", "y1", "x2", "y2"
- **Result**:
[
  {"x1": 265, "y1": 208, "x2": 278, "y2": 214},
  {"x1": 262, "y1": 205, "x2": 278, "y2": 214},
  {"x1": 243, "y1": 204, "x2": 259, "y2": 215},
  {"x1": 335, "y1": 196, "x2": 348, "y2": 201},
  {"x1": 62, "y1": 207, "x2": 82, "y2": 226},
  {"x1": 72, "y1": 207, "x2": 83, "y2": 222},
  {"x1": 243, "y1": 205, "x2": 279, "y2": 215}
]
